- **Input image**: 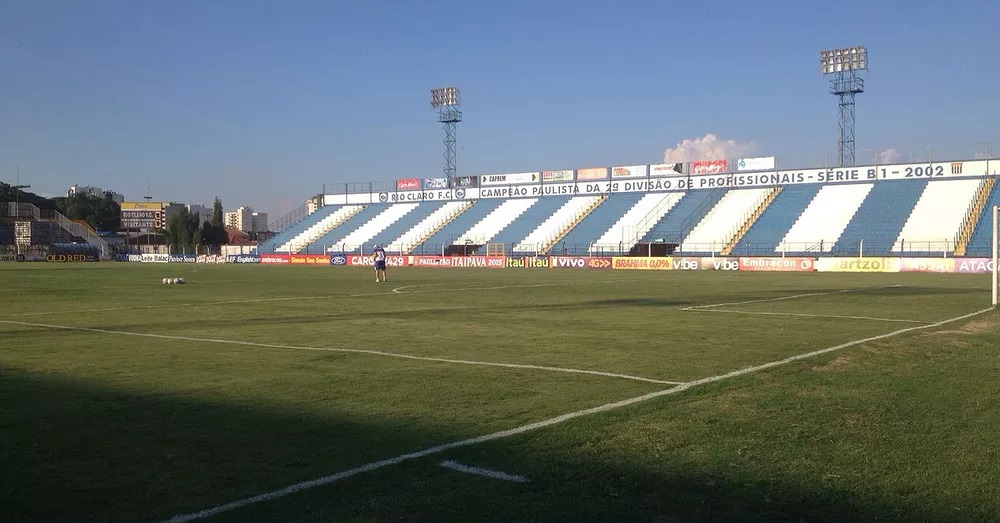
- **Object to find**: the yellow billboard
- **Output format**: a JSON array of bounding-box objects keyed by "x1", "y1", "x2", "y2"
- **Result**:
[
  {"x1": 121, "y1": 201, "x2": 165, "y2": 210},
  {"x1": 611, "y1": 257, "x2": 673, "y2": 270}
]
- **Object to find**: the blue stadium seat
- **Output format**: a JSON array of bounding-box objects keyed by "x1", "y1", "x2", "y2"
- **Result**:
[
  {"x1": 730, "y1": 184, "x2": 823, "y2": 256},
  {"x1": 555, "y1": 192, "x2": 644, "y2": 255},
  {"x1": 641, "y1": 188, "x2": 728, "y2": 244},
  {"x1": 832, "y1": 180, "x2": 927, "y2": 256},
  {"x1": 364, "y1": 201, "x2": 449, "y2": 254},
  {"x1": 965, "y1": 181, "x2": 1000, "y2": 257},
  {"x1": 411, "y1": 198, "x2": 506, "y2": 255},
  {"x1": 491, "y1": 196, "x2": 572, "y2": 250},
  {"x1": 304, "y1": 203, "x2": 389, "y2": 254},
  {"x1": 256, "y1": 206, "x2": 338, "y2": 253}
]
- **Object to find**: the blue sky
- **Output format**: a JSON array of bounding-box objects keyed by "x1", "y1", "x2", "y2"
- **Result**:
[{"x1": 1, "y1": 0, "x2": 997, "y2": 217}]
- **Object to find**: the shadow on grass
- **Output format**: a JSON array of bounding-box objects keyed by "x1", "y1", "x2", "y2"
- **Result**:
[{"x1": 1, "y1": 367, "x2": 993, "y2": 523}]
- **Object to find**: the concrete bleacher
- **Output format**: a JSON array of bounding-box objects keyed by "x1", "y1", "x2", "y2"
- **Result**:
[
  {"x1": 279, "y1": 205, "x2": 364, "y2": 254},
  {"x1": 413, "y1": 199, "x2": 507, "y2": 254},
  {"x1": 514, "y1": 195, "x2": 604, "y2": 253},
  {"x1": 306, "y1": 203, "x2": 389, "y2": 254},
  {"x1": 893, "y1": 178, "x2": 982, "y2": 254},
  {"x1": 641, "y1": 189, "x2": 728, "y2": 245},
  {"x1": 772, "y1": 183, "x2": 870, "y2": 255},
  {"x1": 556, "y1": 192, "x2": 644, "y2": 255},
  {"x1": 966, "y1": 181, "x2": 1000, "y2": 256},
  {"x1": 731, "y1": 185, "x2": 824, "y2": 255},
  {"x1": 489, "y1": 196, "x2": 573, "y2": 248},
  {"x1": 387, "y1": 200, "x2": 473, "y2": 253},
  {"x1": 457, "y1": 198, "x2": 538, "y2": 245},
  {"x1": 833, "y1": 180, "x2": 927, "y2": 256},
  {"x1": 588, "y1": 192, "x2": 684, "y2": 255},
  {"x1": 680, "y1": 188, "x2": 771, "y2": 254},
  {"x1": 259, "y1": 206, "x2": 337, "y2": 253},
  {"x1": 331, "y1": 202, "x2": 450, "y2": 254}
]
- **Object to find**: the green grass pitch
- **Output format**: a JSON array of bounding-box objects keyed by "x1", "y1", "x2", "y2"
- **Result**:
[{"x1": 1, "y1": 263, "x2": 999, "y2": 522}]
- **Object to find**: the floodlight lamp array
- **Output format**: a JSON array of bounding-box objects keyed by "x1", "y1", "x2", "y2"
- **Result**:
[
  {"x1": 431, "y1": 86, "x2": 460, "y2": 108},
  {"x1": 820, "y1": 46, "x2": 867, "y2": 75}
]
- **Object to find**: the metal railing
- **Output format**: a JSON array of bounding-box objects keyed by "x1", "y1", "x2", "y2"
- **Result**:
[{"x1": 2, "y1": 202, "x2": 110, "y2": 257}]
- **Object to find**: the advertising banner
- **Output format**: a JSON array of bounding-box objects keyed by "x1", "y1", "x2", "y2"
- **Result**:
[
  {"x1": 480, "y1": 172, "x2": 539, "y2": 186},
  {"x1": 46, "y1": 254, "x2": 99, "y2": 263},
  {"x1": 168, "y1": 254, "x2": 197, "y2": 263},
  {"x1": 396, "y1": 178, "x2": 421, "y2": 191},
  {"x1": 424, "y1": 177, "x2": 449, "y2": 189},
  {"x1": 737, "y1": 156, "x2": 776, "y2": 171},
  {"x1": 409, "y1": 256, "x2": 504, "y2": 268},
  {"x1": 898, "y1": 258, "x2": 956, "y2": 272},
  {"x1": 576, "y1": 167, "x2": 609, "y2": 181},
  {"x1": 649, "y1": 163, "x2": 684, "y2": 177},
  {"x1": 0, "y1": 254, "x2": 15, "y2": 262},
  {"x1": 197, "y1": 254, "x2": 226, "y2": 263},
  {"x1": 259, "y1": 254, "x2": 291, "y2": 264},
  {"x1": 738, "y1": 257, "x2": 815, "y2": 272},
  {"x1": 451, "y1": 176, "x2": 478, "y2": 187},
  {"x1": 290, "y1": 254, "x2": 331, "y2": 265},
  {"x1": 522, "y1": 256, "x2": 551, "y2": 268},
  {"x1": 954, "y1": 258, "x2": 995, "y2": 273},
  {"x1": 115, "y1": 254, "x2": 143, "y2": 262},
  {"x1": 669, "y1": 257, "x2": 740, "y2": 271},
  {"x1": 330, "y1": 254, "x2": 348, "y2": 266},
  {"x1": 140, "y1": 253, "x2": 169, "y2": 263},
  {"x1": 120, "y1": 201, "x2": 165, "y2": 210},
  {"x1": 611, "y1": 165, "x2": 647, "y2": 179},
  {"x1": 611, "y1": 257, "x2": 673, "y2": 270},
  {"x1": 692, "y1": 160, "x2": 728, "y2": 174},
  {"x1": 227, "y1": 254, "x2": 261, "y2": 264},
  {"x1": 346, "y1": 254, "x2": 408, "y2": 267},
  {"x1": 542, "y1": 170, "x2": 574, "y2": 183},
  {"x1": 549, "y1": 256, "x2": 612, "y2": 269},
  {"x1": 814, "y1": 257, "x2": 900, "y2": 273}
]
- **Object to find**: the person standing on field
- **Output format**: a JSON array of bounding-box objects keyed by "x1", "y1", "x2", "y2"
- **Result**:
[{"x1": 373, "y1": 244, "x2": 387, "y2": 283}]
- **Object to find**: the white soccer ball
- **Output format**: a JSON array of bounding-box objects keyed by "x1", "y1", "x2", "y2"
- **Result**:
[
  {"x1": 162, "y1": 278, "x2": 168, "y2": 285},
  {"x1": 177, "y1": 277, "x2": 186, "y2": 284}
]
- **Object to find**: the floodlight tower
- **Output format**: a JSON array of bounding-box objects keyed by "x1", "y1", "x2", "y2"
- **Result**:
[
  {"x1": 820, "y1": 46, "x2": 868, "y2": 167},
  {"x1": 430, "y1": 86, "x2": 462, "y2": 184}
]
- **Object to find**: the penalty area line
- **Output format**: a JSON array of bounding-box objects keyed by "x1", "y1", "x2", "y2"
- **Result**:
[
  {"x1": 682, "y1": 308, "x2": 929, "y2": 324},
  {"x1": 0, "y1": 319, "x2": 681, "y2": 386},
  {"x1": 681, "y1": 285, "x2": 903, "y2": 310},
  {"x1": 160, "y1": 305, "x2": 994, "y2": 523}
]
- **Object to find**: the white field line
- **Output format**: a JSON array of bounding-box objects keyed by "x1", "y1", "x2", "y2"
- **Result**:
[
  {"x1": 0, "y1": 319, "x2": 681, "y2": 386},
  {"x1": 683, "y1": 308, "x2": 928, "y2": 324},
  {"x1": 680, "y1": 284, "x2": 903, "y2": 310},
  {"x1": 439, "y1": 460, "x2": 530, "y2": 483},
  {"x1": 1, "y1": 280, "x2": 631, "y2": 318},
  {"x1": 161, "y1": 305, "x2": 995, "y2": 523}
]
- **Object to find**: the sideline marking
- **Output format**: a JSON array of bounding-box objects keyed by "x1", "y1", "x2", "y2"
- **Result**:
[
  {"x1": 161, "y1": 305, "x2": 994, "y2": 523},
  {"x1": 2, "y1": 280, "x2": 631, "y2": 318},
  {"x1": 682, "y1": 308, "x2": 928, "y2": 324},
  {"x1": 439, "y1": 460, "x2": 530, "y2": 483},
  {"x1": 0, "y1": 319, "x2": 681, "y2": 386},
  {"x1": 680, "y1": 285, "x2": 903, "y2": 311}
]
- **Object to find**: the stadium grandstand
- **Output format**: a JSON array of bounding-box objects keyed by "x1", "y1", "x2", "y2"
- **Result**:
[{"x1": 257, "y1": 157, "x2": 1000, "y2": 259}]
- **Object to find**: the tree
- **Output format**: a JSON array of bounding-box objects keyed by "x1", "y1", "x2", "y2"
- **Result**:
[
  {"x1": 52, "y1": 192, "x2": 121, "y2": 231},
  {"x1": 201, "y1": 196, "x2": 228, "y2": 246}
]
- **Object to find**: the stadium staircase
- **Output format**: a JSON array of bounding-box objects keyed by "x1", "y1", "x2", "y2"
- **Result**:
[
  {"x1": 535, "y1": 195, "x2": 606, "y2": 254},
  {"x1": 490, "y1": 196, "x2": 572, "y2": 249},
  {"x1": 414, "y1": 199, "x2": 506, "y2": 254},
  {"x1": 954, "y1": 177, "x2": 997, "y2": 256},
  {"x1": 261, "y1": 205, "x2": 337, "y2": 253},
  {"x1": 730, "y1": 184, "x2": 823, "y2": 256},
  {"x1": 2, "y1": 203, "x2": 110, "y2": 256},
  {"x1": 388, "y1": 200, "x2": 474, "y2": 253},
  {"x1": 279, "y1": 205, "x2": 364, "y2": 253},
  {"x1": 722, "y1": 186, "x2": 782, "y2": 255},
  {"x1": 307, "y1": 203, "x2": 389, "y2": 254},
  {"x1": 556, "y1": 192, "x2": 644, "y2": 255},
  {"x1": 640, "y1": 188, "x2": 728, "y2": 248},
  {"x1": 965, "y1": 179, "x2": 1000, "y2": 256},
  {"x1": 892, "y1": 178, "x2": 981, "y2": 254},
  {"x1": 832, "y1": 180, "x2": 926, "y2": 256}
]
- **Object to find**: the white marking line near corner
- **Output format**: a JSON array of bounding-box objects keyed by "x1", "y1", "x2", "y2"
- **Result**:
[
  {"x1": 439, "y1": 460, "x2": 530, "y2": 483},
  {"x1": 683, "y1": 308, "x2": 928, "y2": 324},
  {"x1": 160, "y1": 305, "x2": 995, "y2": 523},
  {"x1": 680, "y1": 284, "x2": 903, "y2": 310},
  {"x1": 0, "y1": 319, "x2": 681, "y2": 386}
]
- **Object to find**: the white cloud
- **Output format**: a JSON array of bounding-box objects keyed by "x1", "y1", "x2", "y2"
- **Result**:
[
  {"x1": 662, "y1": 133, "x2": 755, "y2": 164},
  {"x1": 878, "y1": 148, "x2": 901, "y2": 164}
]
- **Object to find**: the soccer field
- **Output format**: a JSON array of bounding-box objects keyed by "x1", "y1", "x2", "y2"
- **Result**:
[{"x1": 2, "y1": 263, "x2": 999, "y2": 522}]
